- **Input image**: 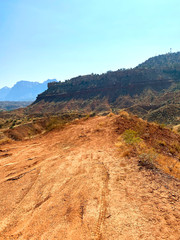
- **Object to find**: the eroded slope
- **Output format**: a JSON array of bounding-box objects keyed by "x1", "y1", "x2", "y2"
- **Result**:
[{"x1": 0, "y1": 115, "x2": 179, "y2": 240}]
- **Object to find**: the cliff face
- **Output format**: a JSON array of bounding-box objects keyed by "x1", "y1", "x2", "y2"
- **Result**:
[
  {"x1": 30, "y1": 53, "x2": 180, "y2": 124},
  {"x1": 35, "y1": 68, "x2": 178, "y2": 103}
]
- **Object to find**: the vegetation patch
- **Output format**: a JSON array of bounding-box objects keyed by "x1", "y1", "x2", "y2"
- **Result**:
[
  {"x1": 138, "y1": 151, "x2": 157, "y2": 170},
  {"x1": 45, "y1": 116, "x2": 67, "y2": 131},
  {"x1": 115, "y1": 112, "x2": 180, "y2": 178},
  {"x1": 0, "y1": 136, "x2": 12, "y2": 145},
  {"x1": 122, "y1": 129, "x2": 142, "y2": 145}
]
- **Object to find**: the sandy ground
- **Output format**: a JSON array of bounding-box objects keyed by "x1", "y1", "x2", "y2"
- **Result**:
[{"x1": 0, "y1": 116, "x2": 179, "y2": 240}]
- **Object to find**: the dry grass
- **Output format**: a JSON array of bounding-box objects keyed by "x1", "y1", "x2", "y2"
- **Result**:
[
  {"x1": 0, "y1": 137, "x2": 13, "y2": 145},
  {"x1": 115, "y1": 119, "x2": 180, "y2": 179},
  {"x1": 156, "y1": 154, "x2": 180, "y2": 179},
  {"x1": 45, "y1": 117, "x2": 67, "y2": 131},
  {"x1": 107, "y1": 112, "x2": 115, "y2": 117},
  {"x1": 118, "y1": 110, "x2": 130, "y2": 118},
  {"x1": 173, "y1": 124, "x2": 180, "y2": 134}
]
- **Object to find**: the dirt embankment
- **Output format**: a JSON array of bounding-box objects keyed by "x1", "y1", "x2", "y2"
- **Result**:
[{"x1": 0, "y1": 115, "x2": 179, "y2": 240}]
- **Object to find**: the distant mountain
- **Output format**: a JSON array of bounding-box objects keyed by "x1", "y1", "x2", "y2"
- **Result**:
[
  {"x1": 0, "y1": 87, "x2": 11, "y2": 101},
  {"x1": 0, "y1": 79, "x2": 57, "y2": 101}
]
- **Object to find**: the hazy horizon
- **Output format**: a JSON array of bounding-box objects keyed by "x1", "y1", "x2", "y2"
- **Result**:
[{"x1": 0, "y1": 0, "x2": 180, "y2": 88}]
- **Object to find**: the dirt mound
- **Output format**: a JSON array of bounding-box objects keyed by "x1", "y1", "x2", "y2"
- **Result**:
[
  {"x1": 0, "y1": 115, "x2": 179, "y2": 239},
  {"x1": 3, "y1": 113, "x2": 84, "y2": 141},
  {"x1": 114, "y1": 112, "x2": 180, "y2": 158},
  {"x1": 4, "y1": 121, "x2": 46, "y2": 141}
]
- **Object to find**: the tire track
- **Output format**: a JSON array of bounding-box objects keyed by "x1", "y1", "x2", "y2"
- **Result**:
[
  {"x1": 0, "y1": 168, "x2": 40, "y2": 233},
  {"x1": 89, "y1": 154, "x2": 109, "y2": 240}
]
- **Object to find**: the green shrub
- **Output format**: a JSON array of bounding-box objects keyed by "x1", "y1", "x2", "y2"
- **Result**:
[
  {"x1": 122, "y1": 129, "x2": 142, "y2": 145},
  {"x1": 159, "y1": 123, "x2": 166, "y2": 129},
  {"x1": 46, "y1": 117, "x2": 65, "y2": 131},
  {"x1": 138, "y1": 152, "x2": 157, "y2": 169}
]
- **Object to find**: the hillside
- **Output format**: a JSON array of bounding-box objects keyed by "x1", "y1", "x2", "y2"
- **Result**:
[
  {"x1": 137, "y1": 52, "x2": 180, "y2": 69},
  {"x1": 30, "y1": 52, "x2": 180, "y2": 124},
  {"x1": 0, "y1": 79, "x2": 57, "y2": 101},
  {"x1": 0, "y1": 101, "x2": 32, "y2": 111},
  {"x1": 0, "y1": 113, "x2": 179, "y2": 239}
]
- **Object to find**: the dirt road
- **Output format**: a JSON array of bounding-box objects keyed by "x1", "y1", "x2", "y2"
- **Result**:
[{"x1": 0, "y1": 116, "x2": 179, "y2": 239}]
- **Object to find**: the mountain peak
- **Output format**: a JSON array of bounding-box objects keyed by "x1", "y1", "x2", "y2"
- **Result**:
[{"x1": 0, "y1": 79, "x2": 58, "y2": 101}]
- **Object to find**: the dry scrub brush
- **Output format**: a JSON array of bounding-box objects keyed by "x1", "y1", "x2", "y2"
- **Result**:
[
  {"x1": 116, "y1": 129, "x2": 158, "y2": 170},
  {"x1": 116, "y1": 128, "x2": 180, "y2": 178}
]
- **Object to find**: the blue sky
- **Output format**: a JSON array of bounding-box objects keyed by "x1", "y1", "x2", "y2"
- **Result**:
[{"x1": 0, "y1": 0, "x2": 180, "y2": 88}]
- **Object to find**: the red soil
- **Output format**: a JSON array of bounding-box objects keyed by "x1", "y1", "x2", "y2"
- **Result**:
[{"x1": 0, "y1": 115, "x2": 179, "y2": 239}]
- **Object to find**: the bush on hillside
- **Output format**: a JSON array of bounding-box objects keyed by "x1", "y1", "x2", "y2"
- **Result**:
[{"x1": 122, "y1": 129, "x2": 142, "y2": 145}]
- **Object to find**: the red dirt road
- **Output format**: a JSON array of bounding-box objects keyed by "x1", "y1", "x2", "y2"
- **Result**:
[{"x1": 0, "y1": 116, "x2": 179, "y2": 240}]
